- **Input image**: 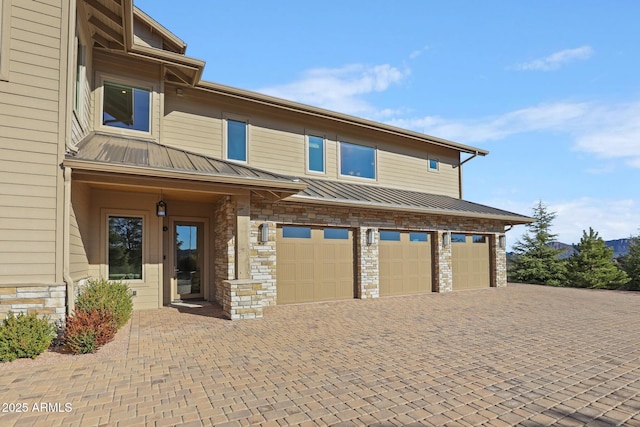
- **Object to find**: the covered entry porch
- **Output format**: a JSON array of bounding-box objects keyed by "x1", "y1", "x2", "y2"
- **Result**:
[{"x1": 63, "y1": 133, "x2": 305, "y2": 317}]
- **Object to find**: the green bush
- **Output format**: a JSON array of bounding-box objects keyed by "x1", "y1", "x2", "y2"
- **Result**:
[
  {"x1": 64, "y1": 309, "x2": 116, "y2": 354},
  {"x1": 76, "y1": 278, "x2": 133, "y2": 329},
  {"x1": 0, "y1": 312, "x2": 56, "y2": 362}
]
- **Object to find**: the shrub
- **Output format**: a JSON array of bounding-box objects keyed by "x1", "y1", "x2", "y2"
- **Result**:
[
  {"x1": 0, "y1": 311, "x2": 56, "y2": 362},
  {"x1": 64, "y1": 309, "x2": 116, "y2": 354},
  {"x1": 76, "y1": 278, "x2": 133, "y2": 329}
]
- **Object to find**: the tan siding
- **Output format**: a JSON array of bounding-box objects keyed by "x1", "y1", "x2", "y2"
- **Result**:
[
  {"x1": 163, "y1": 91, "x2": 222, "y2": 156},
  {"x1": 249, "y1": 123, "x2": 305, "y2": 175},
  {"x1": 69, "y1": 182, "x2": 90, "y2": 280},
  {"x1": 0, "y1": 0, "x2": 62, "y2": 284}
]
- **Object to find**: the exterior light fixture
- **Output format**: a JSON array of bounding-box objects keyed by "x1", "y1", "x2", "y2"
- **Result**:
[
  {"x1": 259, "y1": 223, "x2": 269, "y2": 243},
  {"x1": 443, "y1": 232, "x2": 451, "y2": 248},
  {"x1": 156, "y1": 200, "x2": 167, "y2": 217},
  {"x1": 499, "y1": 234, "x2": 506, "y2": 249},
  {"x1": 366, "y1": 228, "x2": 375, "y2": 245}
]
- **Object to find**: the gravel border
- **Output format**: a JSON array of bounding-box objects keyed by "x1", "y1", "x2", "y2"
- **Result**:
[{"x1": 0, "y1": 317, "x2": 132, "y2": 370}]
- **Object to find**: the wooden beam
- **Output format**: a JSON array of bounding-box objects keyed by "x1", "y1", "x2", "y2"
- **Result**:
[
  {"x1": 89, "y1": 15, "x2": 123, "y2": 45},
  {"x1": 84, "y1": 0, "x2": 121, "y2": 27},
  {"x1": 165, "y1": 66, "x2": 193, "y2": 85}
]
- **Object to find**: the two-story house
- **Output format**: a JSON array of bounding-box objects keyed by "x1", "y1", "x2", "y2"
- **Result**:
[{"x1": 0, "y1": 0, "x2": 531, "y2": 321}]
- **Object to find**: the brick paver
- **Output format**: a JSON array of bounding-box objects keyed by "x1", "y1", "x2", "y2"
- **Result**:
[{"x1": 1, "y1": 284, "x2": 640, "y2": 426}]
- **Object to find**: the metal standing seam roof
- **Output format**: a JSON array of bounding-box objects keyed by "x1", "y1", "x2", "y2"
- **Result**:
[
  {"x1": 290, "y1": 178, "x2": 533, "y2": 224},
  {"x1": 66, "y1": 133, "x2": 304, "y2": 185}
]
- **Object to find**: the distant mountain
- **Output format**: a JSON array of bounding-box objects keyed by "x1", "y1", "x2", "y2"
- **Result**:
[{"x1": 550, "y1": 238, "x2": 632, "y2": 259}]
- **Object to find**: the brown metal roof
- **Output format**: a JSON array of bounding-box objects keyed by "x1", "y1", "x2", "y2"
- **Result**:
[
  {"x1": 289, "y1": 178, "x2": 533, "y2": 224},
  {"x1": 66, "y1": 133, "x2": 306, "y2": 189}
]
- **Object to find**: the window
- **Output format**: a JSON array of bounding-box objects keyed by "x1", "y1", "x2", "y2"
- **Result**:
[
  {"x1": 324, "y1": 228, "x2": 349, "y2": 240},
  {"x1": 102, "y1": 81, "x2": 151, "y2": 132},
  {"x1": 428, "y1": 158, "x2": 439, "y2": 171},
  {"x1": 307, "y1": 135, "x2": 325, "y2": 173},
  {"x1": 0, "y1": 0, "x2": 11, "y2": 81},
  {"x1": 472, "y1": 235, "x2": 486, "y2": 243},
  {"x1": 108, "y1": 216, "x2": 143, "y2": 280},
  {"x1": 226, "y1": 119, "x2": 247, "y2": 161},
  {"x1": 74, "y1": 39, "x2": 85, "y2": 113},
  {"x1": 380, "y1": 230, "x2": 401, "y2": 241},
  {"x1": 340, "y1": 141, "x2": 376, "y2": 179},
  {"x1": 282, "y1": 226, "x2": 311, "y2": 239},
  {"x1": 451, "y1": 234, "x2": 467, "y2": 243},
  {"x1": 409, "y1": 232, "x2": 428, "y2": 242}
]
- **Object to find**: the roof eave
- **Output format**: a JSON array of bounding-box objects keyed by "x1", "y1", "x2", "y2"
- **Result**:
[
  {"x1": 286, "y1": 194, "x2": 534, "y2": 225},
  {"x1": 63, "y1": 158, "x2": 308, "y2": 192}
]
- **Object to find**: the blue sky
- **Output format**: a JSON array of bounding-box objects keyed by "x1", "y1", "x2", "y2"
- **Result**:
[{"x1": 136, "y1": 0, "x2": 640, "y2": 247}]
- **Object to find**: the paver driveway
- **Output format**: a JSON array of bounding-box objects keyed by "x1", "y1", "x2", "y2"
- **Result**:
[{"x1": 1, "y1": 284, "x2": 640, "y2": 426}]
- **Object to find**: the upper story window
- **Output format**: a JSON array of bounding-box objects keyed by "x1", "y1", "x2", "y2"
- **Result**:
[
  {"x1": 428, "y1": 158, "x2": 439, "y2": 171},
  {"x1": 307, "y1": 135, "x2": 325, "y2": 173},
  {"x1": 340, "y1": 141, "x2": 376, "y2": 179},
  {"x1": 226, "y1": 119, "x2": 247, "y2": 162},
  {"x1": 0, "y1": 0, "x2": 11, "y2": 81},
  {"x1": 74, "y1": 39, "x2": 85, "y2": 114},
  {"x1": 102, "y1": 81, "x2": 151, "y2": 132}
]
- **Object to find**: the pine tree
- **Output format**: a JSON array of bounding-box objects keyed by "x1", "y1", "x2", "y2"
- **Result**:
[
  {"x1": 508, "y1": 201, "x2": 567, "y2": 286},
  {"x1": 566, "y1": 227, "x2": 630, "y2": 289},
  {"x1": 619, "y1": 233, "x2": 640, "y2": 291}
]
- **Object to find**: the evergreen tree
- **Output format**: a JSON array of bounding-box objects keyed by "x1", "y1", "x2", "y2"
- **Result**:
[
  {"x1": 509, "y1": 201, "x2": 567, "y2": 286},
  {"x1": 566, "y1": 227, "x2": 630, "y2": 289},
  {"x1": 619, "y1": 233, "x2": 640, "y2": 291}
]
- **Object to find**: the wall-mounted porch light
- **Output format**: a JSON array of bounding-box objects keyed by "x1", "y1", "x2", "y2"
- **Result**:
[
  {"x1": 156, "y1": 200, "x2": 167, "y2": 217},
  {"x1": 259, "y1": 223, "x2": 269, "y2": 243},
  {"x1": 366, "y1": 228, "x2": 375, "y2": 245},
  {"x1": 498, "y1": 234, "x2": 506, "y2": 249},
  {"x1": 443, "y1": 231, "x2": 451, "y2": 248}
]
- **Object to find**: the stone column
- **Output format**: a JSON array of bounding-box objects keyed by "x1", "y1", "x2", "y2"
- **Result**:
[
  {"x1": 492, "y1": 233, "x2": 508, "y2": 288},
  {"x1": 234, "y1": 193, "x2": 251, "y2": 280},
  {"x1": 434, "y1": 231, "x2": 453, "y2": 292},
  {"x1": 356, "y1": 227, "x2": 379, "y2": 299}
]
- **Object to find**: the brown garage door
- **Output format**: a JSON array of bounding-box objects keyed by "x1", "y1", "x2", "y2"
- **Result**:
[
  {"x1": 452, "y1": 234, "x2": 490, "y2": 290},
  {"x1": 276, "y1": 226, "x2": 354, "y2": 304},
  {"x1": 379, "y1": 230, "x2": 433, "y2": 296}
]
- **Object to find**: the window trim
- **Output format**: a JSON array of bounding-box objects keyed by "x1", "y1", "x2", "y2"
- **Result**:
[
  {"x1": 305, "y1": 133, "x2": 326, "y2": 174},
  {"x1": 74, "y1": 34, "x2": 86, "y2": 117},
  {"x1": 104, "y1": 211, "x2": 147, "y2": 284},
  {"x1": 96, "y1": 73, "x2": 154, "y2": 137},
  {"x1": 223, "y1": 114, "x2": 249, "y2": 163},
  {"x1": 338, "y1": 139, "x2": 377, "y2": 181},
  {"x1": 0, "y1": 0, "x2": 11, "y2": 81}
]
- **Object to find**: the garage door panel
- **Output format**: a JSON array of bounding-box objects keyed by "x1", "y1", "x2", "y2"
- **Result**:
[
  {"x1": 452, "y1": 234, "x2": 490, "y2": 290},
  {"x1": 277, "y1": 227, "x2": 354, "y2": 304},
  {"x1": 380, "y1": 231, "x2": 432, "y2": 296}
]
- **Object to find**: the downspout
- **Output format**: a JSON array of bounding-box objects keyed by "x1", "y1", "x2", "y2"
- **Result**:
[
  {"x1": 458, "y1": 151, "x2": 479, "y2": 199},
  {"x1": 63, "y1": 166, "x2": 75, "y2": 315}
]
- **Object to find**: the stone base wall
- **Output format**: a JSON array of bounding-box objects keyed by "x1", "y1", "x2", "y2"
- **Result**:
[
  {"x1": 213, "y1": 196, "x2": 235, "y2": 305},
  {"x1": 493, "y1": 234, "x2": 508, "y2": 288},
  {"x1": 222, "y1": 279, "x2": 265, "y2": 320},
  {"x1": 0, "y1": 284, "x2": 66, "y2": 323},
  {"x1": 434, "y1": 232, "x2": 453, "y2": 292},
  {"x1": 357, "y1": 227, "x2": 379, "y2": 298}
]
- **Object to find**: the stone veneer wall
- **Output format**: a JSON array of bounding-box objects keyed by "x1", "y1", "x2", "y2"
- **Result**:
[
  {"x1": 212, "y1": 196, "x2": 235, "y2": 305},
  {"x1": 0, "y1": 283, "x2": 66, "y2": 323},
  {"x1": 250, "y1": 196, "x2": 508, "y2": 305},
  {"x1": 356, "y1": 227, "x2": 379, "y2": 298},
  {"x1": 493, "y1": 234, "x2": 508, "y2": 288}
]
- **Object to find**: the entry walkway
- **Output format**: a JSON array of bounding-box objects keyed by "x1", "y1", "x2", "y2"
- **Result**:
[{"x1": 1, "y1": 284, "x2": 640, "y2": 426}]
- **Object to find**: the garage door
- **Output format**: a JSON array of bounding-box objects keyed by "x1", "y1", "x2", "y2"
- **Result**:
[
  {"x1": 452, "y1": 234, "x2": 490, "y2": 290},
  {"x1": 276, "y1": 226, "x2": 354, "y2": 304},
  {"x1": 379, "y1": 230, "x2": 433, "y2": 296}
]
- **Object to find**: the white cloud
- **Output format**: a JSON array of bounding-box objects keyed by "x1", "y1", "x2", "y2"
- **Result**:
[
  {"x1": 409, "y1": 45, "x2": 430, "y2": 59},
  {"x1": 256, "y1": 64, "x2": 410, "y2": 117},
  {"x1": 494, "y1": 198, "x2": 640, "y2": 250},
  {"x1": 388, "y1": 100, "x2": 640, "y2": 168},
  {"x1": 512, "y1": 45, "x2": 594, "y2": 71}
]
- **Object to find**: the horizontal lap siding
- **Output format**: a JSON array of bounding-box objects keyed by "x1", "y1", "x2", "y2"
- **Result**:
[
  {"x1": 69, "y1": 183, "x2": 90, "y2": 281},
  {"x1": 0, "y1": 0, "x2": 62, "y2": 284},
  {"x1": 250, "y1": 124, "x2": 304, "y2": 175},
  {"x1": 163, "y1": 92, "x2": 222, "y2": 157}
]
